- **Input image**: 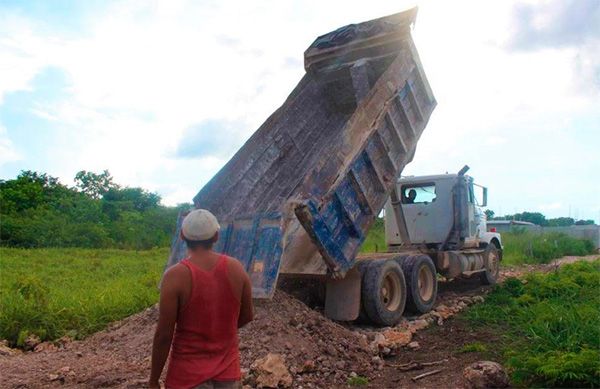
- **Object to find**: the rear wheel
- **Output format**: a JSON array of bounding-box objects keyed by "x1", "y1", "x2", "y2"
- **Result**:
[
  {"x1": 362, "y1": 259, "x2": 407, "y2": 326},
  {"x1": 401, "y1": 255, "x2": 438, "y2": 313},
  {"x1": 480, "y1": 244, "x2": 500, "y2": 285}
]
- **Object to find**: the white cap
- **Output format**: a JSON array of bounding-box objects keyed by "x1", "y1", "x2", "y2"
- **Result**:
[{"x1": 181, "y1": 209, "x2": 220, "y2": 241}]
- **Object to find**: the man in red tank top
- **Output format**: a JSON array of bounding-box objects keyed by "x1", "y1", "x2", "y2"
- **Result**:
[{"x1": 149, "y1": 209, "x2": 254, "y2": 389}]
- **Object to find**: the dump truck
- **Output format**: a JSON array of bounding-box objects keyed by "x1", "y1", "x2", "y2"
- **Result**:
[{"x1": 165, "y1": 8, "x2": 501, "y2": 326}]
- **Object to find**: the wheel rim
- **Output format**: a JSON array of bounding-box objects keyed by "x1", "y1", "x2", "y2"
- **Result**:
[
  {"x1": 417, "y1": 265, "x2": 434, "y2": 302},
  {"x1": 381, "y1": 271, "x2": 402, "y2": 312}
]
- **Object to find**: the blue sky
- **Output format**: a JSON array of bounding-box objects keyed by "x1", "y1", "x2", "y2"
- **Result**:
[{"x1": 1, "y1": 0, "x2": 599, "y2": 222}]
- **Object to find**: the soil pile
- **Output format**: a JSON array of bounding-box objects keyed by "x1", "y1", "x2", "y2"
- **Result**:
[{"x1": 0, "y1": 291, "x2": 376, "y2": 388}]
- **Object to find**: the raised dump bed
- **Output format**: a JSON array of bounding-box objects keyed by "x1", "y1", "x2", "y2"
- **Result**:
[{"x1": 166, "y1": 7, "x2": 436, "y2": 298}]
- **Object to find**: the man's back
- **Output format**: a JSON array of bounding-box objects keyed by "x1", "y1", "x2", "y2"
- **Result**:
[
  {"x1": 149, "y1": 209, "x2": 253, "y2": 389},
  {"x1": 165, "y1": 255, "x2": 242, "y2": 388}
]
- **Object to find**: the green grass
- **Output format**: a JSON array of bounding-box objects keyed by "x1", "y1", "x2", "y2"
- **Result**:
[
  {"x1": 0, "y1": 247, "x2": 166, "y2": 347},
  {"x1": 458, "y1": 342, "x2": 488, "y2": 353},
  {"x1": 360, "y1": 219, "x2": 595, "y2": 266},
  {"x1": 347, "y1": 376, "x2": 369, "y2": 386},
  {"x1": 465, "y1": 260, "x2": 600, "y2": 387},
  {"x1": 501, "y1": 230, "x2": 595, "y2": 265},
  {"x1": 360, "y1": 218, "x2": 386, "y2": 253}
]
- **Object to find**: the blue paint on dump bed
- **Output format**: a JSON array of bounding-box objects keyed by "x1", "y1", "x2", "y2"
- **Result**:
[{"x1": 166, "y1": 212, "x2": 283, "y2": 298}]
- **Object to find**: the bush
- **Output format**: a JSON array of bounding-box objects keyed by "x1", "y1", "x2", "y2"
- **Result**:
[
  {"x1": 1, "y1": 170, "x2": 187, "y2": 249},
  {"x1": 502, "y1": 231, "x2": 595, "y2": 265},
  {"x1": 466, "y1": 260, "x2": 600, "y2": 387}
]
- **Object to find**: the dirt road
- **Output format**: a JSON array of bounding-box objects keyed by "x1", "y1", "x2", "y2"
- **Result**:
[{"x1": 1, "y1": 255, "x2": 597, "y2": 388}]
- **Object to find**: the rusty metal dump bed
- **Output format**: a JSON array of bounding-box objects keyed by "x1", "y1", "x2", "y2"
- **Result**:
[{"x1": 166, "y1": 8, "x2": 436, "y2": 298}]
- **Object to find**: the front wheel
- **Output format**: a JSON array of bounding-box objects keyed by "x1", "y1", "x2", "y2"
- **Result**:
[
  {"x1": 480, "y1": 244, "x2": 500, "y2": 285},
  {"x1": 362, "y1": 259, "x2": 407, "y2": 326}
]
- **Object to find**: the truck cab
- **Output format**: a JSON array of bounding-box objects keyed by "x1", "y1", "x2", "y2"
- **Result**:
[{"x1": 384, "y1": 173, "x2": 502, "y2": 252}]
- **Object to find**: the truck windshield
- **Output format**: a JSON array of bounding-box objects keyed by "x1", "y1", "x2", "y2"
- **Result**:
[{"x1": 401, "y1": 183, "x2": 436, "y2": 204}]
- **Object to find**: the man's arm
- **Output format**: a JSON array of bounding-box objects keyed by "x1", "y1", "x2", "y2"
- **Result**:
[
  {"x1": 238, "y1": 271, "x2": 254, "y2": 328},
  {"x1": 149, "y1": 267, "x2": 181, "y2": 388}
]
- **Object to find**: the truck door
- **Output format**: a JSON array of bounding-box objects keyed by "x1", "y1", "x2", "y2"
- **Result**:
[
  {"x1": 398, "y1": 182, "x2": 448, "y2": 244},
  {"x1": 466, "y1": 178, "x2": 484, "y2": 245}
]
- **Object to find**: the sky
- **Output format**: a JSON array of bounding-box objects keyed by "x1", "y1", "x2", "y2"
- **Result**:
[{"x1": 0, "y1": 0, "x2": 599, "y2": 222}]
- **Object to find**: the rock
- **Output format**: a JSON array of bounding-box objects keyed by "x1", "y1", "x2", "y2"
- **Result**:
[
  {"x1": 34, "y1": 342, "x2": 58, "y2": 353},
  {"x1": 23, "y1": 334, "x2": 41, "y2": 351},
  {"x1": 381, "y1": 329, "x2": 412, "y2": 348},
  {"x1": 251, "y1": 353, "x2": 293, "y2": 388},
  {"x1": 434, "y1": 304, "x2": 453, "y2": 319},
  {"x1": 48, "y1": 373, "x2": 61, "y2": 382},
  {"x1": 301, "y1": 360, "x2": 316, "y2": 373},
  {"x1": 335, "y1": 361, "x2": 346, "y2": 370},
  {"x1": 76, "y1": 351, "x2": 83, "y2": 357},
  {"x1": 56, "y1": 336, "x2": 72, "y2": 347},
  {"x1": 0, "y1": 343, "x2": 16, "y2": 356},
  {"x1": 407, "y1": 341, "x2": 420, "y2": 350},
  {"x1": 472, "y1": 296, "x2": 485, "y2": 304},
  {"x1": 349, "y1": 372, "x2": 357, "y2": 378},
  {"x1": 463, "y1": 361, "x2": 509, "y2": 388},
  {"x1": 373, "y1": 333, "x2": 385, "y2": 346},
  {"x1": 407, "y1": 319, "x2": 429, "y2": 333}
]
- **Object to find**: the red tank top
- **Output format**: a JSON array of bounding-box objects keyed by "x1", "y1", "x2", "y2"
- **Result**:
[{"x1": 165, "y1": 255, "x2": 241, "y2": 389}]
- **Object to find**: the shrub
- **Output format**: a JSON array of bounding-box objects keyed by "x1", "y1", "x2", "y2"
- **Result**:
[
  {"x1": 501, "y1": 231, "x2": 595, "y2": 265},
  {"x1": 466, "y1": 260, "x2": 600, "y2": 387}
]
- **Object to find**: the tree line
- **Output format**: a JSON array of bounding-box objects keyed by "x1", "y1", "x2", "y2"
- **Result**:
[
  {"x1": 484, "y1": 210, "x2": 595, "y2": 227},
  {"x1": 0, "y1": 170, "x2": 191, "y2": 249}
]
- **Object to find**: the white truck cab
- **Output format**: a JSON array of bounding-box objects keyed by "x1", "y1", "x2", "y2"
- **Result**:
[{"x1": 385, "y1": 173, "x2": 502, "y2": 251}]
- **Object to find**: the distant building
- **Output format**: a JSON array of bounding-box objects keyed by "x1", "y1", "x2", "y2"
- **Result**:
[
  {"x1": 487, "y1": 220, "x2": 600, "y2": 251},
  {"x1": 487, "y1": 220, "x2": 539, "y2": 233}
]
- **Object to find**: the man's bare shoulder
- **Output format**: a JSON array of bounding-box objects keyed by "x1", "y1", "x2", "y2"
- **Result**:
[
  {"x1": 162, "y1": 263, "x2": 190, "y2": 285},
  {"x1": 223, "y1": 256, "x2": 246, "y2": 275}
]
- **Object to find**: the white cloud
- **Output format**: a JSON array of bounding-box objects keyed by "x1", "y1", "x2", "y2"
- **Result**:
[
  {"x1": 539, "y1": 202, "x2": 563, "y2": 211},
  {"x1": 0, "y1": 13, "x2": 50, "y2": 104},
  {"x1": 0, "y1": 123, "x2": 21, "y2": 166}
]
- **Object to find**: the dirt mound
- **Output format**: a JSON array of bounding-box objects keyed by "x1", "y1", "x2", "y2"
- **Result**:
[
  {"x1": 240, "y1": 292, "x2": 376, "y2": 387},
  {"x1": 0, "y1": 291, "x2": 376, "y2": 388}
]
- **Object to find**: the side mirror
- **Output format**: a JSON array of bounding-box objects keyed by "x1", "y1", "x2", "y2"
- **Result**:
[{"x1": 482, "y1": 187, "x2": 488, "y2": 207}]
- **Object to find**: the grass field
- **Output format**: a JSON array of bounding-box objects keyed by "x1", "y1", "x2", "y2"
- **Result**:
[
  {"x1": 465, "y1": 260, "x2": 600, "y2": 387},
  {"x1": 501, "y1": 230, "x2": 595, "y2": 265},
  {"x1": 360, "y1": 218, "x2": 596, "y2": 264},
  {"x1": 0, "y1": 247, "x2": 166, "y2": 346}
]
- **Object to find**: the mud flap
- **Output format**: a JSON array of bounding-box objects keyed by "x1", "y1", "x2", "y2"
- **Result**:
[{"x1": 324, "y1": 267, "x2": 361, "y2": 321}]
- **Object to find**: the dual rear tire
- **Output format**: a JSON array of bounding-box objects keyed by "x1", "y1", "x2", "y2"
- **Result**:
[
  {"x1": 402, "y1": 255, "x2": 438, "y2": 314},
  {"x1": 357, "y1": 255, "x2": 438, "y2": 326}
]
